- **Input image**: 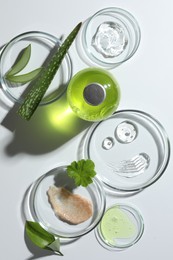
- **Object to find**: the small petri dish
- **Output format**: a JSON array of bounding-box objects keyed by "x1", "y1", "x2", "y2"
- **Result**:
[
  {"x1": 76, "y1": 7, "x2": 141, "y2": 69},
  {"x1": 0, "y1": 31, "x2": 72, "y2": 105},
  {"x1": 95, "y1": 203, "x2": 144, "y2": 250},
  {"x1": 24, "y1": 165, "x2": 106, "y2": 239},
  {"x1": 81, "y1": 110, "x2": 170, "y2": 192}
]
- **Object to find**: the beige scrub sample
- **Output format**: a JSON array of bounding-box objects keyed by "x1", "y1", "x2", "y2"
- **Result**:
[{"x1": 47, "y1": 186, "x2": 93, "y2": 224}]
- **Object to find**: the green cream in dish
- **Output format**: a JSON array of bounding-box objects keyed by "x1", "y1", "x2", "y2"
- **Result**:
[{"x1": 100, "y1": 205, "x2": 137, "y2": 246}]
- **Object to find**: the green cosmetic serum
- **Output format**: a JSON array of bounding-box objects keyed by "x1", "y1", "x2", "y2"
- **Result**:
[
  {"x1": 95, "y1": 204, "x2": 145, "y2": 250},
  {"x1": 100, "y1": 206, "x2": 137, "y2": 246},
  {"x1": 67, "y1": 68, "x2": 120, "y2": 121}
]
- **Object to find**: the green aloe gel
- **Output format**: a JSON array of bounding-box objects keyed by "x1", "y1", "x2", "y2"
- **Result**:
[
  {"x1": 67, "y1": 68, "x2": 120, "y2": 121},
  {"x1": 100, "y1": 206, "x2": 137, "y2": 246}
]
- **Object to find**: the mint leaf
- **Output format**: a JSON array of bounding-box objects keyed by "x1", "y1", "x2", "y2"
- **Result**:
[{"x1": 67, "y1": 159, "x2": 96, "y2": 187}]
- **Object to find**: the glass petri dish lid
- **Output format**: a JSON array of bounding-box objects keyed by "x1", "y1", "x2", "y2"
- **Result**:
[
  {"x1": 24, "y1": 165, "x2": 106, "y2": 239},
  {"x1": 95, "y1": 203, "x2": 144, "y2": 250},
  {"x1": 76, "y1": 7, "x2": 141, "y2": 69},
  {"x1": 82, "y1": 110, "x2": 170, "y2": 192},
  {"x1": 0, "y1": 31, "x2": 72, "y2": 105}
]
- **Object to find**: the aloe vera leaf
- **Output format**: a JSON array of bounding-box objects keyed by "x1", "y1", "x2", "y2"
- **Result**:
[
  {"x1": 46, "y1": 238, "x2": 63, "y2": 256},
  {"x1": 6, "y1": 44, "x2": 31, "y2": 76},
  {"x1": 17, "y1": 22, "x2": 82, "y2": 120},
  {"x1": 6, "y1": 67, "x2": 42, "y2": 84},
  {"x1": 25, "y1": 221, "x2": 55, "y2": 249},
  {"x1": 25, "y1": 221, "x2": 63, "y2": 255}
]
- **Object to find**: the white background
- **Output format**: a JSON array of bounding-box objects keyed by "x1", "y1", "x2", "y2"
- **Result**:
[{"x1": 0, "y1": 0, "x2": 173, "y2": 259}]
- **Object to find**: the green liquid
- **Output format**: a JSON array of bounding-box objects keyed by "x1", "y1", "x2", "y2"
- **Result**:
[
  {"x1": 67, "y1": 68, "x2": 120, "y2": 121},
  {"x1": 100, "y1": 206, "x2": 136, "y2": 246}
]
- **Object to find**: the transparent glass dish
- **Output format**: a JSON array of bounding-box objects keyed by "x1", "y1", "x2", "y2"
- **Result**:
[
  {"x1": 24, "y1": 165, "x2": 106, "y2": 239},
  {"x1": 0, "y1": 31, "x2": 72, "y2": 105},
  {"x1": 81, "y1": 110, "x2": 170, "y2": 192},
  {"x1": 76, "y1": 7, "x2": 141, "y2": 69},
  {"x1": 95, "y1": 203, "x2": 144, "y2": 250}
]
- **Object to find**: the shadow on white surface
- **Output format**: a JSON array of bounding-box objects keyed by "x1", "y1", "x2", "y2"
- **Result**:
[
  {"x1": 24, "y1": 230, "x2": 58, "y2": 260},
  {"x1": 0, "y1": 91, "x2": 11, "y2": 111},
  {"x1": 24, "y1": 227, "x2": 79, "y2": 260},
  {"x1": 1, "y1": 93, "x2": 92, "y2": 155}
]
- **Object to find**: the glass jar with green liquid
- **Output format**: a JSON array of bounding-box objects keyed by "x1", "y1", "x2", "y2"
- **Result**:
[{"x1": 67, "y1": 68, "x2": 120, "y2": 121}]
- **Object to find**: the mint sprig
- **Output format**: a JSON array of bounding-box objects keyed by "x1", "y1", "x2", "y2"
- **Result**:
[
  {"x1": 67, "y1": 159, "x2": 96, "y2": 187},
  {"x1": 25, "y1": 221, "x2": 63, "y2": 256}
]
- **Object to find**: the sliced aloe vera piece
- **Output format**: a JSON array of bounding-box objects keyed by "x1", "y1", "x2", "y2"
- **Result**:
[
  {"x1": 17, "y1": 22, "x2": 82, "y2": 120},
  {"x1": 25, "y1": 221, "x2": 63, "y2": 256},
  {"x1": 46, "y1": 239, "x2": 63, "y2": 256},
  {"x1": 25, "y1": 221, "x2": 55, "y2": 249},
  {"x1": 6, "y1": 44, "x2": 31, "y2": 76},
  {"x1": 6, "y1": 67, "x2": 42, "y2": 84}
]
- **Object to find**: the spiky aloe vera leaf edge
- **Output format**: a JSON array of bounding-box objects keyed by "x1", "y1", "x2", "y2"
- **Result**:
[{"x1": 17, "y1": 22, "x2": 82, "y2": 120}]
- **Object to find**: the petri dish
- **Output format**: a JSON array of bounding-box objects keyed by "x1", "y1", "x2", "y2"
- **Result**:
[
  {"x1": 24, "y1": 165, "x2": 106, "y2": 239},
  {"x1": 95, "y1": 203, "x2": 144, "y2": 250},
  {"x1": 0, "y1": 31, "x2": 72, "y2": 105},
  {"x1": 76, "y1": 7, "x2": 141, "y2": 69},
  {"x1": 82, "y1": 110, "x2": 170, "y2": 192}
]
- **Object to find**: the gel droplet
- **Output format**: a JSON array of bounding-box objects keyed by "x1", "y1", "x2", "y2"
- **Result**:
[
  {"x1": 91, "y1": 22, "x2": 128, "y2": 58},
  {"x1": 102, "y1": 137, "x2": 114, "y2": 150},
  {"x1": 100, "y1": 206, "x2": 136, "y2": 246},
  {"x1": 115, "y1": 121, "x2": 137, "y2": 143}
]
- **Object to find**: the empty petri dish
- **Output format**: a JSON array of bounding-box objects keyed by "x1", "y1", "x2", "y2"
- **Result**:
[
  {"x1": 24, "y1": 165, "x2": 106, "y2": 239},
  {"x1": 81, "y1": 110, "x2": 170, "y2": 192},
  {"x1": 76, "y1": 7, "x2": 141, "y2": 69},
  {"x1": 95, "y1": 203, "x2": 144, "y2": 250},
  {"x1": 0, "y1": 31, "x2": 72, "y2": 105}
]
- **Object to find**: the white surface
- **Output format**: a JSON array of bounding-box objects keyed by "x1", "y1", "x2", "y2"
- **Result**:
[{"x1": 0, "y1": 0, "x2": 172, "y2": 259}]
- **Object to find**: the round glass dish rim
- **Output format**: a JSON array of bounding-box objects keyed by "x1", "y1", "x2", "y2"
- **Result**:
[
  {"x1": 82, "y1": 7, "x2": 141, "y2": 68},
  {"x1": 28, "y1": 165, "x2": 106, "y2": 239},
  {"x1": 0, "y1": 30, "x2": 73, "y2": 106},
  {"x1": 83, "y1": 109, "x2": 170, "y2": 192},
  {"x1": 95, "y1": 202, "x2": 144, "y2": 249}
]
